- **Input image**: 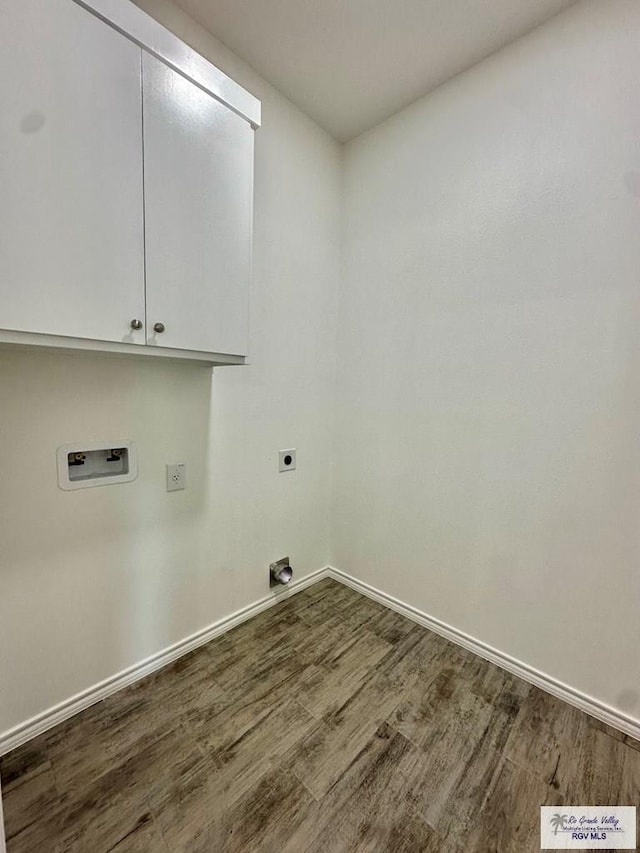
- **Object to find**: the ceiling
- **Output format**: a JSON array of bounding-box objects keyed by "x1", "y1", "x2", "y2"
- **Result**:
[{"x1": 175, "y1": 0, "x2": 578, "y2": 141}]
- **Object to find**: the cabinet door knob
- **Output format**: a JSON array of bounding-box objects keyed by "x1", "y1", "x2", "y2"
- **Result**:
[
  {"x1": 153, "y1": 322, "x2": 166, "y2": 334},
  {"x1": 130, "y1": 318, "x2": 143, "y2": 330}
]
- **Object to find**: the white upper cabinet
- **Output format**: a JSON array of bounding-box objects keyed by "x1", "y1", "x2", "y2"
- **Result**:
[
  {"x1": 143, "y1": 54, "x2": 254, "y2": 356},
  {"x1": 0, "y1": 0, "x2": 146, "y2": 345},
  {"x1": 0, "y1": 0, "x2": 260, "y2": 364}
]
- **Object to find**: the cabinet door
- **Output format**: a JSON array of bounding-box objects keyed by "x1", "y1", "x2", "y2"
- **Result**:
[
  {"x1": 0, "y1": 0, "x2": 145, "y2": 343},
  {"x1": 142, "y1": 53, "x2": 254, "y2": 356}
]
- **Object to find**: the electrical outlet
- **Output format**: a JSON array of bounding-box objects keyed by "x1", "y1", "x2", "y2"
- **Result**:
[
  {"x1": 166, "y1": 463, "x2": 186, "y2": 492},
  {"x1": 279, "y1": 449, "x2": 296, "y2": 472}
]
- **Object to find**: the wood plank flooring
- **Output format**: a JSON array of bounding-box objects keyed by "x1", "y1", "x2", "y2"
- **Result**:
[{"x1": 1, "y1": 578, "x2": 638, "y2": 852}]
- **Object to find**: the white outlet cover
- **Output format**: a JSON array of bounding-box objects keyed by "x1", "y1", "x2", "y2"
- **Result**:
[
  {"x1": 279, "y1": 449, "x2": 296, "y2": 472},
  {"x1": 166, "y1": 463, "x2": 186, "y2": 492}
]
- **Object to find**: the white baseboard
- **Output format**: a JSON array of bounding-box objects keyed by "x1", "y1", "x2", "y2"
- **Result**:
[
  {"x1": 327, "y1": 567, "x2": 640, "y2": 742},
  {"x1": 2, "y1": 564, "x2": 637, "y2": 761},
  {"x1": 0, "y1": 567, "x2": 329, "y2": 757}
]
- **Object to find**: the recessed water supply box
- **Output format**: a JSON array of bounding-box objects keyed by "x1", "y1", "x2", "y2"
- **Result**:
[
  {"x1": 57, "y1": 441, "x2": 137, "y2": 490},
  {"x1": 270, "y1": 557, "x2": 293, "y2": 587}
]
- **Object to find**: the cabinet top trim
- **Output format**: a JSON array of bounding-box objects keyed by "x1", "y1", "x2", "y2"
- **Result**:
[{"x1": 74, "y1": 0, "x2": 261, "y2": 128}]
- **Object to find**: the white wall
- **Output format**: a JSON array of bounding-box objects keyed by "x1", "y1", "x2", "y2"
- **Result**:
[
  {"x1": 4, "y1": 0, "x2": 640, "y2": 742},
  {"x1": 334, "y1": 0, "x2": 640, "y2": 722},
  {"x1": 0, "y1": 0, "x2": 341, "y2": 736}
]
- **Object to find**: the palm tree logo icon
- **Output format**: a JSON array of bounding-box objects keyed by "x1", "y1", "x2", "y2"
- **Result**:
[{"x1": 550, "y1": 814, "x2": 568, "y2": 835}]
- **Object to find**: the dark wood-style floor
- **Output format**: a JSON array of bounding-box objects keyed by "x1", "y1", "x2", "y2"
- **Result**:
[{"x1": 1, "y1": 578, "x2": 638, "y2": 852}]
